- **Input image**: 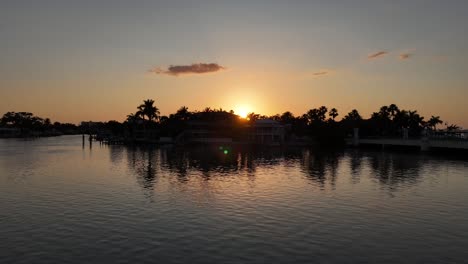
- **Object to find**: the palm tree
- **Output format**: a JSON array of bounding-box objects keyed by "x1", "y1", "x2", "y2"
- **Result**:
[
  {"x1": 306, "y1": 106, "x2": 328, "y2": 125},
  {"x1": 329, "y1": 108, "x2": 339, "y2": 121},
  {"x1": 342, "y1": 109, "x2": 362, "y2": 129},
  {"x1": 407, "y1": 110, "x2": 423, "y2": 127},
  {"x1": 388, "y1": 104, "x2": 400, "y2": 119},
  {"x1": 378, "y1": 106, "x2": 390, "y2": 120},
  {"x1": 137, "y1": 99, "x2": 160, "y2": 122},
  {"x1": 343, "y1": 109, "x2": 362, "y2": 122},
  {"x1": 174, "y1": 106, "x2": 191, "y2": 121},
  {"x1": 428, "y1": 115, "x2": 443, "y2": 131},
  {"x1": 126, "y1": 113, "x2": 141, "y2": 123},
  {"x1": 446, "y1": 124, "x2": 461, "y2": 131},
  {"x1": 393, "y1": 110, "x2": 409, "y2": 127}
]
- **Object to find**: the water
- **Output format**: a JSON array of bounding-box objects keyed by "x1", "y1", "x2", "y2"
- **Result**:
[{"x1": 1, "y1": 135, "x2": 468, "y2": 263}]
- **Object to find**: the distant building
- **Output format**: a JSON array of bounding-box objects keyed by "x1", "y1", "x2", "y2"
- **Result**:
[
  {"x1": 177, "y1": 119, "x2": 288, "y2": 145},
  {"x1": 430, "y1": 129, "x2": 468, "y2": 140},
  {"x1": 463, "y1": 130, "x2": 468, "y2": 139},
  {"x1": 183, "y1": 121, "x2": 234, "y2": 144},
  {"x1": 249, "y1": 119, "x2": 285, "y2": 144},
  {"x1": 80, "y1": 121, "x2": 104, "y2": 128}
]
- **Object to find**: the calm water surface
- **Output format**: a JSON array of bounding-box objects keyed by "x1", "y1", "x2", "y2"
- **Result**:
[{"x1": 1, "y1": 135, "x2": 468, "y2": 263}]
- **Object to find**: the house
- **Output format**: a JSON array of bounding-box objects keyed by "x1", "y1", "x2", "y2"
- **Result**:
[
  {"x1": 182, "y1": 121, "x2": 234, "y2": 144},
  {"x1": 248, "y1": 119, "x2": 285, "y2": 145},
  {"x1": 431, "y1": 129, "x2": 468, "y2": 140}
]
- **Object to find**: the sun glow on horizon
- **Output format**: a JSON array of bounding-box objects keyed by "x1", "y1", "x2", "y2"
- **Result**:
[{"x1": 235, "y1": 105, "x2": 251, "y2": 119}]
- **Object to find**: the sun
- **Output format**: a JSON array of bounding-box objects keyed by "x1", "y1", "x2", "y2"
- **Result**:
[{"x1": 235, "y1": 106, "x2": 250, "y2": 119}]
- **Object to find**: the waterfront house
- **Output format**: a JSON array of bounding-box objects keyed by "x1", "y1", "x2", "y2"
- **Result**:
[
  {"x1": 181, "y1": 121, "x2": 234, "y2": 144},
  {"x1": 248, "y1": 119, "x2": 285, "y2": 145}
]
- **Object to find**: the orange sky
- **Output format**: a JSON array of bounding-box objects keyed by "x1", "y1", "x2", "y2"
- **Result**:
[{"x1": 1, "y1": 1, "x2": 467, "y2": 128}]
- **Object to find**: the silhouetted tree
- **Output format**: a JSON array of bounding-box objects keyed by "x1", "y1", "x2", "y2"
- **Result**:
[
  {"x1": 126, "y1": 113, "x2": 141, "y2": 123},
  {"x1": 329, "y1": 108, "x2": 339, "y2": 121},
  {"x1": 280, "y1": 111, "x2": 295, "y2": 124},
  {"x1": 428, "y1": 115, "x2": 443, "y2": 131},
  {"x1": 388, "y1": 104, "x2": 400, "y2": 120},
  {"x1": 247, "y1": 112, "x2": 260, "y2": 122},
  {"x1": 306, "y1": 106, "x2": 328, "y2": 125},
  {"x1": 342, "y1": 109, "x2": 362, "y2": 134},
  {"x1": 0, "y1": 111, "x2": 79, "y2": 136},
  {"x1": 137, "y1": 99, "x2": 160, "y2": 122},
  {"x1": 343, "y1": 109, "x2": 362, "y2": 122},
  {"x1": 393, "y1": 110, "x2": 409, "y2": 128},
  {"x1": 405, "y1": 110, "x2": 425, "y2": 137},
  {"x1": 446, "y1": 124, "x2": 461, "y2": 131},
  {"x1": 174, "y1": 106, "x2": 191, "y2": 121}
]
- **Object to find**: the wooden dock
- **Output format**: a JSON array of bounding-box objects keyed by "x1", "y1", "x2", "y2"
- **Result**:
[{"x1": 347, "y1": 138, "x2": 468, "y2": 151}]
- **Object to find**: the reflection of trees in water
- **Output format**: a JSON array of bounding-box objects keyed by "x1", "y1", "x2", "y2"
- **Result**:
[
  {"x1": 160, "y1": 148, "x2": 190, "y2": 182},
  {"x1": 161, "y1": 146, "x2": 239, "y2": 181},
  {"x1": 366, "y1": 151, "x2": 422, "y2": 189},
  {"x1": 119, "y1": 145, "x2": 426, "y2": 194},
  {"x1": 108, "y1": 145, "x2": 125, "y2": 165},
  {"x1": 125, "y1": 146, "x2": 159, "y2": 197},
  {"x1": 188, "y1": 147, "x2": 240, "y2": 177},
  {"x1": 348, "y1": 150, "x2": 363, "y2": 184},
  {"x1": 301, "y1": 149, "x2": 342, "y2": 189},
  {"x1": 326, "y1": 151, "x2": 341, "y2": 188},
  {"x1": 159, "y1": 146, "x2": 303, "y2": 181},
  {"x1": 301, "y1": 149, "x2": 424, "y2": 190}
]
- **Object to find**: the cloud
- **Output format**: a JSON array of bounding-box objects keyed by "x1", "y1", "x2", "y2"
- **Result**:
[
  {"x1": 306, "y1": 69, "x2": 333, "y2": 78},
  {"x1": 399, "y1": 53, "x2": 413, "y2": 60},
  {"x1": 312, "y1": 71, "x2": 330, "y2": 76},
  {"x1": 149, "y1": 63, "x2": 225, "y2": 76},
  {"x1": 368, "y1": 51, "x2": 388, "y2": 59}
]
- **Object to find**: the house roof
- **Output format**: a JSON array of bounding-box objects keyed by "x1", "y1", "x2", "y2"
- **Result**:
[{"x1": 253, "y1": 119, "x2": 282, "y2": 126}]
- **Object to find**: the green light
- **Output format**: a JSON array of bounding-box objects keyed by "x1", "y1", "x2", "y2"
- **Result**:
[{"x1": 223, "y1": 150, "x2": 228, "y2": 155}]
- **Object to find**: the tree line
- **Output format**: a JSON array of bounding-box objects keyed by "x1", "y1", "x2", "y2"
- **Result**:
[
  {"x1": 0, "y1": 111, "x2": 79, "y2": 136},
  {"x1": 121, "y1": 100, "x2": 460, "y2": 141},
  {"x1": 2, "y1": 100, "x2": 460, "y2": 140}
]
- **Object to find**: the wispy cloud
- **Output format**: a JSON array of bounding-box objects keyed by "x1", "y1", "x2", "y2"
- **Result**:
[
  {"x1": 312, "y1": 70, "x2": 330, "y2": 76},
  {"x1": 149, "y1": 63, "x2": 225, "y2": 76},
  {"x1": 368, "y1": 51, "x2": 388, "y2": 59},
  {"x1": 305, "y1": 69, "x2": 333, "y2": 78},
  {"x1": 399, "y1": 51, "x2": 414, "y2": 60}
]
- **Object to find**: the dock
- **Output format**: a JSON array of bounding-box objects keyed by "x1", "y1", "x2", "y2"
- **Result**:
[{"x1": 347, "y1": 138, "x2": 468, "y2": 151}]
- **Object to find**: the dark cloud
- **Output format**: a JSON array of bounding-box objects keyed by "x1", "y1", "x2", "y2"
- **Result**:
[
  {"x1": 368, "y1": 51, "x2": 388, "y2": 59},
  {"x1": 312, "y1": 71, "x2": 329, "y2": 76},
  {"x1": 399, "y1": 53, "x2": 412, "y2": 60},
  {"x1": 149, "y1": 63, "x2": 225, "y2": 76}
]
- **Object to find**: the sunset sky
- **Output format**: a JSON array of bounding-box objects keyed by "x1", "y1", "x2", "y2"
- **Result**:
[{"x1": 1, "y1": 0, "x2": 467, "y2": 127}]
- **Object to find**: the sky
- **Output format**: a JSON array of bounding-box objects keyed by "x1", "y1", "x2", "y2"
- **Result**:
[{"x1": 1, "y1": 0, "x2": 467, "y2": 127}]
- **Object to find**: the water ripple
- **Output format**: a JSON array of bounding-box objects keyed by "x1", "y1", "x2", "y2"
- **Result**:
[{"x1": 1, "y1": 136, "x2": 468, "y2": 263}]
